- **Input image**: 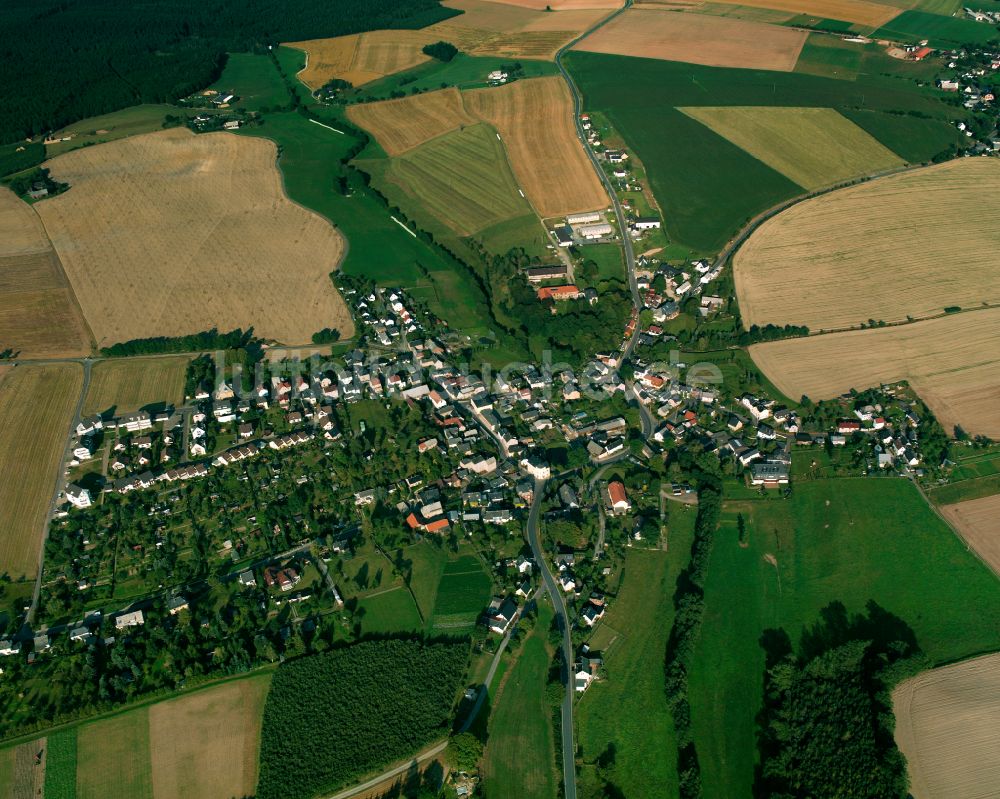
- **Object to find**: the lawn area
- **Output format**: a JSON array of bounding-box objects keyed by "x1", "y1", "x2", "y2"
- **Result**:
[
  {"x1": 359, "y1": 586, "x2": 424, "y2": 634},
  {"x1": 429, "y1": 555, "x2": 493, "y2": 631},
  {"x1": 482, "y1": 599, "x2": 558, "y2": 799},
  {"x1": 576, "y1": 537, "x2": 694, "y2": 798},
  {"x1": 211, "y1": 53, "x2": 289, "y2": 112},
  {"x1": 43, "y1": 728, "x2": 77, "y2": 799},
  {"x1": 475, "y1": 213, "x2": 551, "y2": 259},
  {"x1": 688, "y1": 478, "x2": 1000, "y2": 798},
  {"x1": 794, "y1": 33, "x2": 863, "y2": 79},
  {"x1": 576, "y1": 243, "x2": 625, "y2": 288},
  {"x1": 82, "y1": 356, "x2": 189, "y2": 417},
  {"x1": 876, "y1": 8, "x2": 1000, "y2": 45},
  {"x1": 565, "y1": 51, "x2": 967, "y2": 253},
  {"x1": 236, "y1": 110, "x2": 493, "y2": 336},
  {"x1": 403, "y1": 540, "x2": 448, "y2": 620},
  {"x1": 77, "y1": 709, "x2": 153, "y2": 799}
]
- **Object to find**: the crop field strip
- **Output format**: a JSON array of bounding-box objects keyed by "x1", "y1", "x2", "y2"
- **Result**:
[
  {"x1": 0, "y1": 363, "x2": 83, "y2": 579},
  {"x1": 893, "y1": 653, "x2": 1000, "y2": 799},
  {"x1": 734, "y1": 159, "x2": 1000, "y2": 330},
  {"x1": 463, "y1": 76, "x2": 609, "y2": 216},
  {"x1": 939, "y1": 493, "x2": 1000, "y2": 577},
  {"x1": 371, "y1": 123, "x2": 535, "y2": 236},
  {"x1": 680, "y1": 106, "x2": 904, "y2": 190},
  {"x1": 573, "y1": 7, "x2": 809, "y2": 71},
  {"x1": 347, "y1": 88, "x2": 476, "y2": 156},
  {"x1": 77, "y1": 709, "x2": 153, "y2": 799},
  {"x1": 82, "y1": 356, "x2": 190, "y2": 417},
  {"x1": 36, "y1": 128, "x2": 353, "y2": 349},
  {"x1": 0, "y1": 188, "x2": 92, "y2": 358},
  {"x1": 665, "y1": 0, "x2": 903, "y2": 25},
  {"x1": 748, "y1": 307, "x2": 1000, "y2": 439}
]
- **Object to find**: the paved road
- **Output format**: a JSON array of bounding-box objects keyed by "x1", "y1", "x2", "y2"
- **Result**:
[
  {"x1": 554, "y1": 0, "x2": 642, "y2": 363},
  {"x1": 525, "y1": 478, "x2": 577, "y2": 799}
]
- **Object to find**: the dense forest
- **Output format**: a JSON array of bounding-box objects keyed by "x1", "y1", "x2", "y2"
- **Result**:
[
  {"x1": 256, "y1": 639, "x2": 468, "y2": 799},
  {"x1": 0, "y1": 0, "x2": 457, "y2": 143}
]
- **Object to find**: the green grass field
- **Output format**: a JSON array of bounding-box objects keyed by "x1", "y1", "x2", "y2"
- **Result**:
[
  {"x1": 927, "y1": 449, "x2": 1000, "y2": 503},
  {"x1": 794, "y1": 34, "x2": 863, "y2": 79},
  {"x1": 237, "y1": 111, "x2": 494, "y2": 335},
  {"x1": 576, "y1": 533, "x2": 694, "y2": 798},
  {"x1": 688, "y1": 478, "x2": 1000, "y2": 797},
  {"x1": 430, "y1": 555, "x2": 493, "y2": 630},
  {"x1": 44, "y1": 105, "x2": 211, "y2": 157},
  {"x1": 43, "y1": 728, "x2": 77, "y2": 799},
  {"x1": 475, "y1": 213, "x2": 551, "y2": 259},
  {"x1": 359, "y1": 587, "x2": 424, "y2": 634},
  {"x1": 576, "y1": 243, "x2": 625, "y2": 288},
  {"x1": 681, "y1": 106, "x2": 903, "y2": 190},
  {"x1": 482, "y1": 600, "x2": 558, "y2": 799},
  {"x1": 77, "y1": 709, "x2": 153, "y2": 799},
  {"x1": 565, "y1": 51, "x2": 967, "y2": 252},
  {"x1": 367, "y1": 122, "x2": 534, "y2": 237},
  {"x1": 404, "y1": 541, "x2": 448, "y2": 620},
  {"x1": 210, "y1": 53, "x2": 290, "y2": 112},
  {"x1": 876, "y1": 9, "x2": 1000, "y2": 45},
  {"x1": 841, "y1": 108, "x2": 964, "y2": 163}
]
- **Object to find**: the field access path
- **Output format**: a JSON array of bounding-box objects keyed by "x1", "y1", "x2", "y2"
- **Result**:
[{"x1": 555, "y1": 0, "x2": 642, "y2": 361}]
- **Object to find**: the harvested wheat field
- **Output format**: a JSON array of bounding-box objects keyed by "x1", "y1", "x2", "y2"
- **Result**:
[
  {"x1": 493, "y1": 0, "x2": 622, "y2": 7},
  {"x1": 36, "y1": 128, "x2": 352, "y2": 348},
  {"x1": 688, "y1": 0, "x2": 900, "y2": 26},
  {"x1": 893, "y1": 653, "x2": 1000, "y2": 799},
  {"x1": 347, "y1": 88, "x2": 476, "y2": 156},
  {"x1": 82, "y1": 356, "x2": 189, "y2": 417},
  {"x1": 0, "y1": 364, "x2": 82, "y2": 579},
  {"x1": 149, "y1": 675, "x2": 271, "y2": 799},
  {"x1": 735, "y1": 159, "x2": 1000, "y2": 331},
  {"x1": 573, "y1": 7, "x2": 808, "y2": 70},
  {"x1": 749, "y1": 308, "x2": 1000, "y2": 438},
  {"x1": 680, "y1": 106, "x2": 903, "y2": 190},
  {"x1": 0, "y1": 188, "x2": 91, "y2": 358},
  {"x1": 464, "y1": 76, "x2": 609, "y2": 216},
  {"x1": 289, "y1": 30, "x2": 437, "y2": 89},
  {"x1": 939, "y1": 494, "x2": 1000, "y2": 576}
]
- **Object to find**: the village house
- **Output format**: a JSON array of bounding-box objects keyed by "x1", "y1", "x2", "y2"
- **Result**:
[{"x1": 604, "y1": 480, "x2": 631, "y2": 514}]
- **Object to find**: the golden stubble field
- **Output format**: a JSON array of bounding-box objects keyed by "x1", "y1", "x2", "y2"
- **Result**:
[
  {"x1": 463, "y1": 76, "x2": 609, "y2": 216},
  {"x1": 749, "y1": 308, "x2": 1000, "y2": 438},
  {"x1": 347, "y1": 88, "x2": 477, "y2": 155},
  {"x1": 669, "y1": 0, "x2": 901, "y2": 26},
  {"x1": 148, "y1": 676, "x2": 271, "y2": 799},
  {"x1": 939, "y1": 493, "x2": 1000, "y2": 576},
  {"x1": 735, "y1": 159, "x2": 1000, "y2": 331},
  {"x1": 0, "y1": 363, "x2": 83, "y2": 579},
  {"x1": 893, "y1": 653, "x2": 1000, "y2": 799},
  {"x1": 36, "y1": 128, "x2": 353, "y2": 348},
  {"x1": 82, "y1": 356, "x2": 190, "y2": 417},
  {"x1": 0, "y1": 188, "x2": 92, "y2": 358},
  {"x1": 290, "y1": 0, "x2": 614, "y2": 89},
  {"x1": 573, "y1": 7, "x2": 808, "y2": 70}
]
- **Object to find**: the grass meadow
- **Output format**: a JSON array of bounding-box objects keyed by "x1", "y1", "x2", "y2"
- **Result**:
[
  {"x1": 482, "y1": 599, "x2": 559, "y2": 799},
  {"x1": 82, "y1": 356, "x2": 189, "y2": 417},
  {"x1": 687, "y1": 478, "x2": 1000, "y2": 797},
  {"x1": 210, "y1": 53, "x2": 290, "y2": 112},
  {"x1": 876, "y1": 8, "x2": 1000, "y2": 45},
  {"x1": 429, "y1": 555, "x2": 493, "y2": 630},
  {"x1": 565, "y1": 51, "x2": 966, "y2": 252}
]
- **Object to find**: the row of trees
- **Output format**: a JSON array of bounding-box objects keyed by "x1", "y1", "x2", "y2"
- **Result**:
[
  {"x1": 0, "y1": 0, "x2": 458, "y2": 143},
  {"x1": 100, "y1": 326, "x2": 255, "y2": 357},
  {"x1": 256, "y1": 639, "x2": 468, "y2": 799}
]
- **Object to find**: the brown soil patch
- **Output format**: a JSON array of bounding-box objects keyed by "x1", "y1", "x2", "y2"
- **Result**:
[
  {"x1": 735, "y1": 160, "x2": 1000, "y2": 331},
  {"x1": 749, "y1": 308, "x2": 1000, "y2": 439},
  {"x1": 0, "y1": 364, "x2": 83, "y2": 579},
  {"x1": 893, "y1": 653, "x2": 1000, "y2": 799},
  {"x1": 0, "y1": 189, "x2": 91, "y2": 358},
  {"x1": 939, "y1": 494, "x2": 1000, "y2": 577},
  {"x1": 37, "y1": 128, "x2": 352, "y2": 348},
  {"x1": 149, "y1": 676, "x2": 270, "y2": 799},
  {"x1": 573, "y1": 7, "x2": 808, "y2": 71},
  {"x1": 489, "y1": 0, "x2": 623, "y2": 8},
  {"x1": 463, "y1": 76, "x2": 609, "y2": 216},
  {"x1": 347, "y1": 88, "x2": 477, "y2": 156},
  {"x1": 9, "y1": 739, "x2": 45, "y2": 799}
]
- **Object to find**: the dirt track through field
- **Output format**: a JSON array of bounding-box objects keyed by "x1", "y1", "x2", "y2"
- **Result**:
[
  {"x1": 735, "y1": 159, "x2": 1000, "y2": 331},
  {"x1": 893, "y1": 653, "x2": 1000, "y2": 799},
  {"x1": 749, "y1": 308, "x2": 1000, "y2": 438},
  {"x1": 573, "y1": 7, "x2": 808, "y2": 70},
  {"x1": 36, "y1": 128, "x2": 353, "y2": 348}
]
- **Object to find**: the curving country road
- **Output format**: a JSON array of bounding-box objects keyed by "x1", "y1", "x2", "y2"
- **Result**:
[
  {"x1": 525, "y1": 477, "x2": 578, "y2": 799},
  {"x1": 554, "y1": 0, "x2": 642, "y2": 361}
]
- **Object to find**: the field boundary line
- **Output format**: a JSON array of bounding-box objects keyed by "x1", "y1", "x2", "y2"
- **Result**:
[
  {"x1": 390, "y1": 216, "x2": 418, "y2": 237},
  {"x1": 309, "y1": 118, "x2": 345, "y2": 135}
]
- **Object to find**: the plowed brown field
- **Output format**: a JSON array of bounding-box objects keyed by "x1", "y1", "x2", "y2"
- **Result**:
[{"x1": 36, "y1": 128, "x2": 352, "y2": 348}]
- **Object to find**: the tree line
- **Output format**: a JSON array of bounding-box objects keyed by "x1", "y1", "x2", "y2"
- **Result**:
[
  {"x1": 99, "y1": 327, "x2": 255, "y2": 357},
  {"x1": 0, "y1": 0, "x2": 458, "y2": 144},
  {"x1": 256, "y1": 639, "x2": 468, "y2": 799}
]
